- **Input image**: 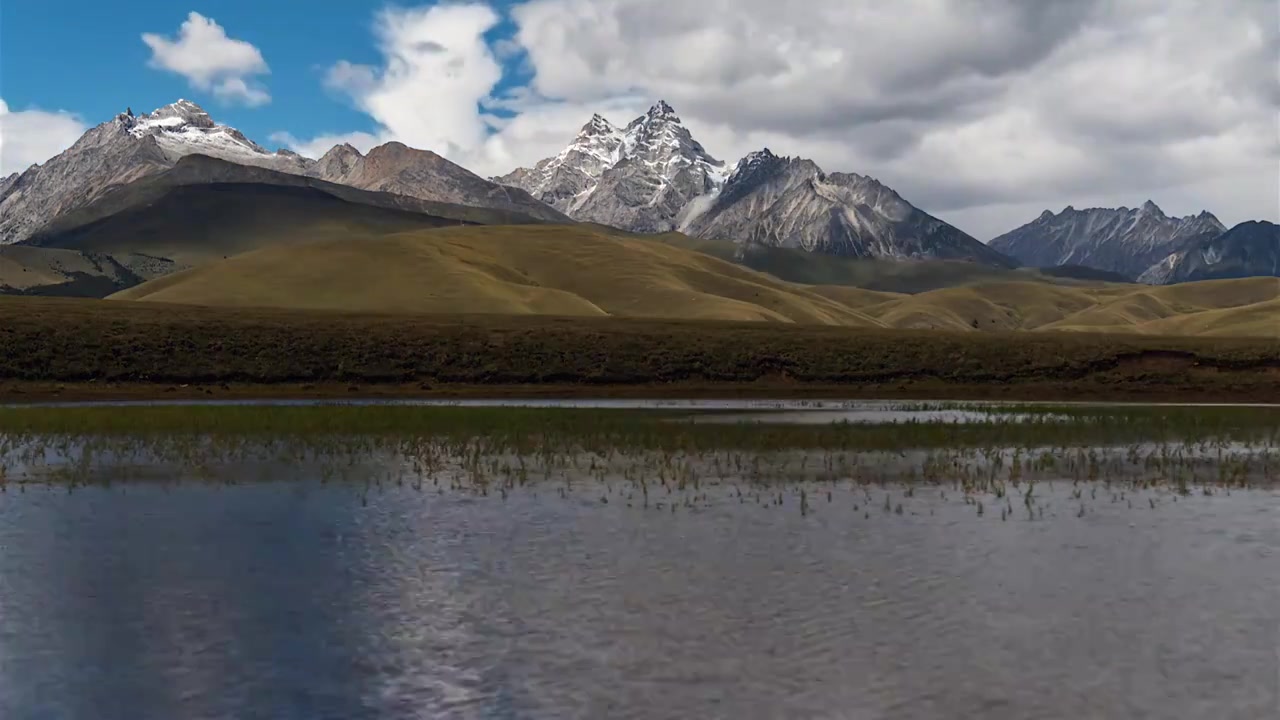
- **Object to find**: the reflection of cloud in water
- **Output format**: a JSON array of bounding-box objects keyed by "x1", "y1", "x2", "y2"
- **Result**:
[{"x1": 0, "y1": 475, "x2": 1278, "y2": 718}]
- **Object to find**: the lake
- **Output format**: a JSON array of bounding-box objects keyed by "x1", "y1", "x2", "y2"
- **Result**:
[{"x1": 0, "y1": 403, "x2": 1276, "y2": 719}]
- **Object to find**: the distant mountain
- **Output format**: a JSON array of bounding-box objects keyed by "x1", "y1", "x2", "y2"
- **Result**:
[
  {"x1": 683, "y1": 149, "x2": 1013, "y2": 265},
  {"x1": 499, "y1": 102, "x2": 1010, "y2": 265},
  {"x1": 1138, "y1": 221, "x2": 1280, "y2": 284},
  {"x1": 315, "y1": 142, "x2": 566, "y2": 223},
  {"x1": 0, "y1": 100, "x2": 566, "y2": 245},
  {"x1": 989, "y1": 202, "x2": 1225, "y2": 279},
  {"x1": 0, "y1": 100, "x2": 309, "y2": 244},
  {"x1": 19, "y1": 154, "x2": 554, "y2": 285},
  {"x1": 496, "y1": 102, "x2": 727, "y2": 232}
]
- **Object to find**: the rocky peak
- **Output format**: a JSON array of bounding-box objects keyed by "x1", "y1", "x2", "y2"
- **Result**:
[
  {"x1": 580, "y1": 113, "x2": 620, "y2": 137},
  {"x1": 1038, "y1": 209, "x2": 1054, "y2": 221},
  {"x1": 725, "y1": 148, "x2": 781, "y2": 184},
  {"x1": 645, "y1": 100, "x2": 678, "y2": 121},
  {"x1": 991, "y1": 201, "x2": 1232, "y2": 278},
  {"x1": 152, "y1": 99, "x2": 215, "y2": 128}
]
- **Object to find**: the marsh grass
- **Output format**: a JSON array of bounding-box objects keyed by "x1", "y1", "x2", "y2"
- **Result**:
[{"x1": 0, "y1": 404, "x2": 1276, "y2": 520}]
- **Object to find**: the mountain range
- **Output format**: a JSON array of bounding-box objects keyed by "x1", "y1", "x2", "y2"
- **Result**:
[
  {"x1": 0, "y1": 100, "x2": 561, "y2": 245},
  {"x1": 0, "y1": 99, "x2": 1275, "y2": 289},
  {"x1": 989, "y1": 202, "x2": 1227, "y2": 279},
  {"x1": 496, "y1": 103, "x2": 1009, "y2": 265}
]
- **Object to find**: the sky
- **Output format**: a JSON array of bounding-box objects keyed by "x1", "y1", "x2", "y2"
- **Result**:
[{"x1": 1, "y1": 0, "x2": 1276, "y2": 240}]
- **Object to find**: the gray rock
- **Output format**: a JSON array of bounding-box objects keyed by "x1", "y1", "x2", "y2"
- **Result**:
[
  {"x1": 313, "y1": 142, "x2": 566, "y2": 222},
  {"x1": 1138, "y1": 221, "x2": 1279, "y2": 284},
  {"x1": 499, "y1": 104, "x2": 1007, "y2": 264},
  {"x1": 497, "y1": 101, "x2": 727, "y2": 233},
  {"x1": 686, "y1": 149, "x2": 1011, "y2": 264},
  {"x1": 0, "y1": 100, "x2": 310, "y2": 244},
  {"x1": 990, "y1": 202, "x2": 1226, "y2": 279},
  {"x1": 1, "y1": 100, "x2": 567, "y2": 245}
]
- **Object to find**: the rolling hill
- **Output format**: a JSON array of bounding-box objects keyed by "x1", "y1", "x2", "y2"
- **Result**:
[
  {"x1": 111, "y1": 224, "x2": 1279, "y2": 337},
  {"x1": 113, "y1": 225, "x2": 884, "y2": 326}
]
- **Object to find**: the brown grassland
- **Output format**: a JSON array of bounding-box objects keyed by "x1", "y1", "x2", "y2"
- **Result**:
[
  {"x1": 107, "y1": 226, "x2": 1280, "y2": 337},
  {"x1": 1, "y1": 294, "x2": 1276, "y2": 403}
]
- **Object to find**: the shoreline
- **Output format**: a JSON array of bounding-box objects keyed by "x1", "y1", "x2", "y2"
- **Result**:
[{"x1": 3, "y1": 379, "x2": 1278, "y2": 405}]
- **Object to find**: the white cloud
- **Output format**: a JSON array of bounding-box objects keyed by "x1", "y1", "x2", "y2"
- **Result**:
[
  {"x1": 297, "y1": 0, "x2": 1279, "y2": 237},
  {"x1": 0, "y1": 99, "x2": 88, "y2": 175},
  {"x1": 332, "y1": 4, "x2": 503, "y2": 158},
  {"x1": 142, "y1": 12, "x2": 271, "y2": 107}
]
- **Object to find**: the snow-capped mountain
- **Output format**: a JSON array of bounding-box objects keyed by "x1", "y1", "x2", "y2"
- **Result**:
[
  {"x1": 498, "y1": 102, "x2": 1006, "y2": 263},
  {"x1": 0, "y1": 100, "x2": 564, "y2": 244},
  {"x1": 497, "y1": 101, "x2": 728, "y2": 232},
  {"x1": 0, "y1": 100, "x2": 309, "y2": 244},
  {"x1": 1138, "y1": 221, "x2": 1279, "y2": 284},
  {"x1": 989, "y1": 202, "x2": 1226, "y2": 279},
  {"x1": 121, "y1": 99, "x2": 311, "y2": 172}
]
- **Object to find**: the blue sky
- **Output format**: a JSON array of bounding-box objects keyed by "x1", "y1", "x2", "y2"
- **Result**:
[
  {"x1": 1, "y1": 1, "x2": 529, "y2": 148},
  {"x1": 1, "y1": 1, "x2": 1274, "y2": 238}
]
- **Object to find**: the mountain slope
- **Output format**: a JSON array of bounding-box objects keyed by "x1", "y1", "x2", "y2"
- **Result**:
[
  {"x1": 107, "y1": 222, "x2": 1276, "y2": 337},
  {"x1": 112, "y1": 225, "x2": 884, "y2": 326},
  {"x1": 498, "y1": 103, "x2": 1006, "y2": 265},
  {"x1": 19, "y1": 155, "x2": 545, "y2": 272},
  {"x1": 989, "y1": 202, "x2": 1225, "y2": 278},
  {"x1": 0, "y1": 100, "x2": 567, "y2": 245},
  {"x1": 0, "y1": 100, "x2": 309, "y2": 244},
  {"x1": 1138, "y1": 221, "x2": 1280, "y2": 284},
  {"x1": 684, "y1": 149, "x2": 1013, "y2": 264},
  {"x1": 0, "y1": 246, "x2": 151, "y2": 297},
  {"x1": 313, "y1": 142, "x2": 568, "y2": 223}
]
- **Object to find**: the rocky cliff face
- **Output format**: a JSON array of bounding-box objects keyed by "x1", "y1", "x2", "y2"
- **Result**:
[
  {"x1": 499, "y1": 103, "x2": 1007, "y2": 264},
  {"x1": 989, "y1": 202, "x2": 1226, "y2": 279},
  {"x1": 1138, "y1": 221, "x2": 1280, "y2": 284},
  {"x1": 683, "y1": 149, "x2": 1011, "y2": 263}
]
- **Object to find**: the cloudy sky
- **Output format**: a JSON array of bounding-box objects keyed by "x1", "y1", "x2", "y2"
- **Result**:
[{"x1": 2, "y1": 0, "x2": 1276, "y2": 239}]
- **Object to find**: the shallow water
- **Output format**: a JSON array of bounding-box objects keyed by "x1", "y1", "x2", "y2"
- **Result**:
[
  {"x1": 8, "y1": 397, "x2": 1279, "y2": 411},
  {"x1": 1, "y1": 467, "x2": 1277, "y2": 719}
]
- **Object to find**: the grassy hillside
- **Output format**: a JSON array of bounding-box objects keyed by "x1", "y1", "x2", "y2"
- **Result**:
[
  {"x1": 113, "y1": 225, "x2": 885, "y2": 326},
  {"x1": 0, "y1": 245, "x2": 160, "y2": 296},
  {"x1": 27, "y1": 183, "x2": 470, "y2": 271},
  {"x1": 110, "y1": 225, "x2": 1279, "y2": 337},
  {"x1": 1040, "y1": 278, "x2": 1280, "y2": 336}
]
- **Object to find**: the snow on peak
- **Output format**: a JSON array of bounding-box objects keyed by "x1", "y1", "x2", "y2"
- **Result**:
[
  {"x1": 645, "y1": 100, "x2": 679, "y2": 122},
  {"x1": 118, "y1": 99, "x2": 277, "y2": 166},
  {"x1": 581, "y1": 113, "x2": 619, "y2": 136}
]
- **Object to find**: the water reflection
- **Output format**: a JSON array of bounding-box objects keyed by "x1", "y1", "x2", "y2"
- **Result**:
[{"x1": 1, "y1": 477, "x2": 1276, "y2": 719}]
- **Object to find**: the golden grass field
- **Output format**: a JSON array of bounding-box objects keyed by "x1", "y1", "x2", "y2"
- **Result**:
[{"x1": 110, "y1": 225, "x2": 1279, "y2": 337}]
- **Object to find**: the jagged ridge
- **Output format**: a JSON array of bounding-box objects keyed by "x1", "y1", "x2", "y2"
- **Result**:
[
  {"x1": 0, "y1": 100, "x2": 566, "y2": 244},
  {"x1": 499, "y1": 103, "x2": 1007, "y2": 264},
  {"x1": 990, "y1": 202, "x2": 1226, "y2": 279}
]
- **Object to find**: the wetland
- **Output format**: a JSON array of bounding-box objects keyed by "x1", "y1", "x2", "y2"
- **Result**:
[{"x1": 0, "y1": 401, "x2": 1277, "y2": 719}]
